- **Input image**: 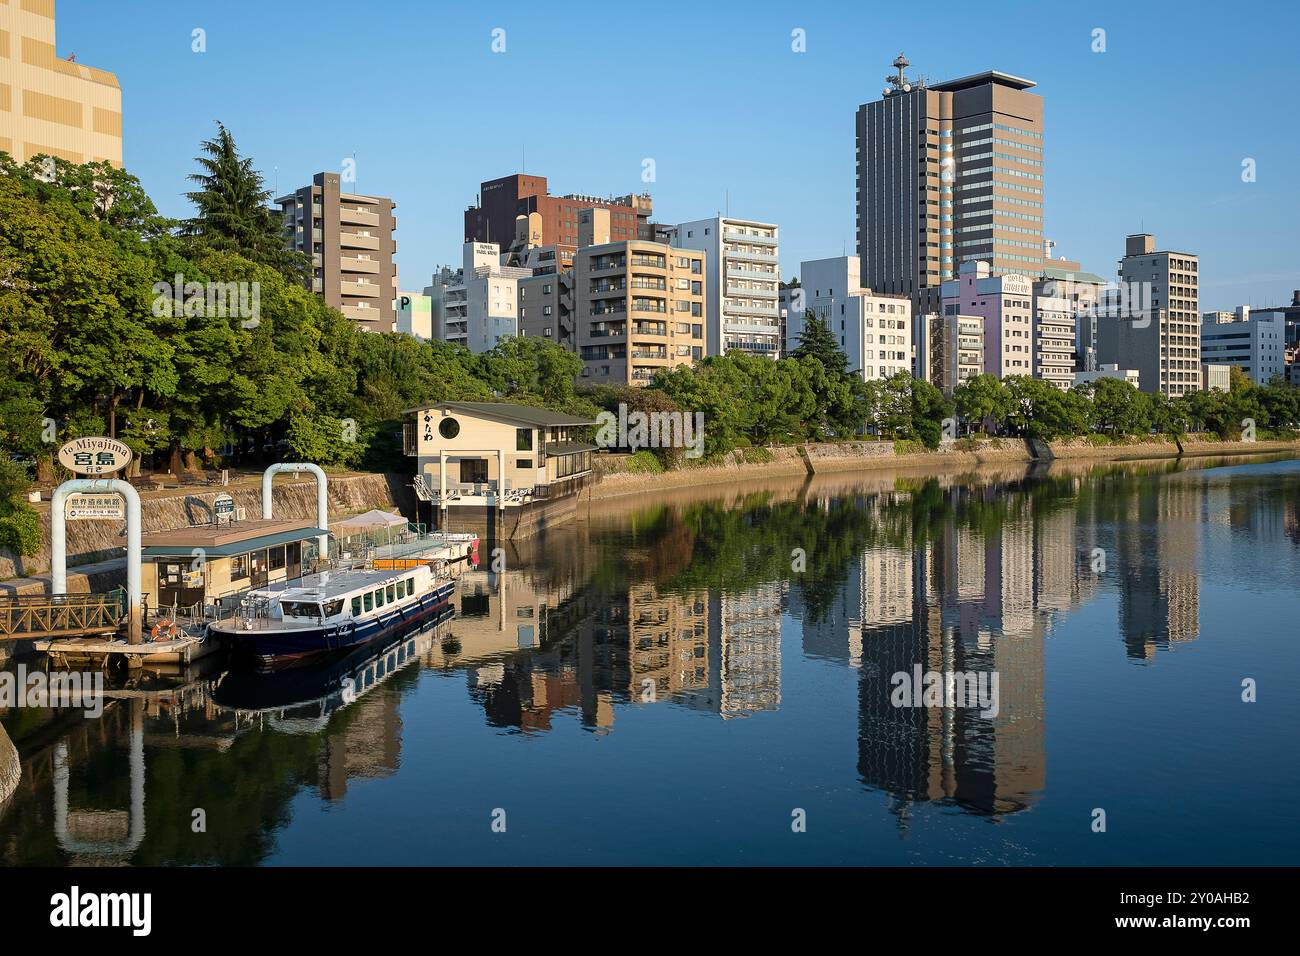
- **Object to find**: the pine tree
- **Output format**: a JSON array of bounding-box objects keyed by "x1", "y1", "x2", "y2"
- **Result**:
[
  {"x1": 791, "y1": 310, "x2": 850, "y2": 377},
  {"x1": 183, "y1": 122, "x2": 304, "y2": 279}
]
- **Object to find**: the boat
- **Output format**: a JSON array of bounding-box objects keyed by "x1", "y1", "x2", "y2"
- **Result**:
[{"x1": 209, "y1": 563, "x2": 456, "y2": 669}]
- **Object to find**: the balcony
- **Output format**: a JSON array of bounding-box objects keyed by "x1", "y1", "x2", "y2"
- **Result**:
[
  {"x1": 727, "y1": 266, "x2": 778, "y2": 281},
  {"x1": 341, "y1": 232, "x2": 382, "y2": 251},
  {"x1": 341, "y1": 280, "x2": 382, "y2": 298},
  {"x1": 340, "y1": 207, "x2": 380, "y2": 228},
  {"x1": 631, "y1": 323, "x2": 667, "y2": 336},
  {"x1": 724, "y1": 249, "x2": 779, "y2": 265},
  {"x1": 630, "y1": 256, "x2": 666, "y2": 269},
  {"x1": 341, "y1": 255, "x2": 381, "y2": 275},
  {"x1": 722, "y1": 229, "x2": 777, "y2": 247},
  {"x1": 726, "y1": 284, "x2": 778, "y2": 299}
]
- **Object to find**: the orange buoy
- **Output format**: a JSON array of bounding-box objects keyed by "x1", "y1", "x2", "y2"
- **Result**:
[{"x1": 150, "y1": 619, "x2": 178, "y2": 642}]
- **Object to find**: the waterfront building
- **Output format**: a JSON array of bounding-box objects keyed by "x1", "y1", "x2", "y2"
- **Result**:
[
  {"x1": 403, "y1": 401, "x2": 596, "y2": 535},
  {"x1": 395, "y1": 291, "x2": 432, "y2": 341},
  {"x1": 917, "y1": 310, "x2": 984, "y2": 395},
  {"x1": 941, "y1": 261, "x2": 1034, "y2": 378},
  {"x1": 667, "y1": 216, "x2": 782, "y2": 358},
  {"x1": 1073, "y1": 364, "x2": 1140, "y2": 389},
  {"x1": 518, "y1": 269, "x2": 575, "y2": 349},
  {"x1": 792, "y1": 256, "x2": 912, "y2": 380},
  {"x1": 0, "y1": 0, "x2": 122, "y2": 166},
  {"x1": 1199, "y1": 307, "x2": 1285, "y2": 385},
  {"x1": 1249, "y1": 290, "x2": 1300, "y2": 350},
  {"x1": 573, "y1": 239, "x2": 706, "y2": 386},
  {"x1": 1096, "y1": 234, "x2": 1200, "y2": 397},
  {"x1": 1035, "y1": 267, "x2": 1106, "y2": 372},
  {"x1": 855, "y1": 55, "x2": 1045, "y2": 314},
  {"x1": 278, "y1": 172, "x2": 399, "y2": 331},
  {"x1": 463, "y1": 173, "x2": 653, "y2": 259}
]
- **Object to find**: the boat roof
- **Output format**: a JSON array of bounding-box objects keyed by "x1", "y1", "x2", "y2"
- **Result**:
[{"x1": 256, "y1": 565, "x2": 426, "y2": 601}]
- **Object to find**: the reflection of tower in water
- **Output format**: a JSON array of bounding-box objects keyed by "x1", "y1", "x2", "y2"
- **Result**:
[
  {"x1": 855, "y1": 502, "x2": 1047, "y2": 822},
  {"x1": 1115, "y1": 479, "x2": 1201, "y2": 660}
]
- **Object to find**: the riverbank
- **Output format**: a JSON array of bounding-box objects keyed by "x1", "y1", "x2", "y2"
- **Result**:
[{"x1": 587, "y1": 436, "x2": 1300, "y2": 501}]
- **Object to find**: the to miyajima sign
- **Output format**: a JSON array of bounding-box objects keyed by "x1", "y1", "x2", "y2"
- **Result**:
[
  {"x1": 65, "y1": 493, "x2": 126, "y2": 520},
  {"x1": 57, "y1": 437, "x2": 133, "y2": 476}
]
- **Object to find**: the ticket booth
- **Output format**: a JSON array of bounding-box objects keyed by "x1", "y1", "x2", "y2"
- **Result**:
[{"x1": 140, "y1": 519, "x2": 328, "y2": 615}]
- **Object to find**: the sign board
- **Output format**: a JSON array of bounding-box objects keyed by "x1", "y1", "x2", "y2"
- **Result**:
[
  {"x1": 58, "y1": 437, "x2": 133, "y2": 476},
  {"x1": 65, "y1": 493, "x2": 125, "y2": 520},
  {"x1": 213, "y1": 494, "x2": 236, "y2": 517}
]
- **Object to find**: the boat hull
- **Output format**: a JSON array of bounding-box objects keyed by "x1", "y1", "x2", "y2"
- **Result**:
[{"x1": 214, "y1": 581, "x2": 456, "y2": 669}]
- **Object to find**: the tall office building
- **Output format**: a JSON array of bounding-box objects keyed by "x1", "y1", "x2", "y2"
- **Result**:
[
  {"x1": 1096, "y1": 234, "x2": 1200, "y2": 397},
  {"x1": 668, "y1": 216, "x2": 782, "y2": 357},
  {"x1": 278, "y1": 172, "x2": 399, "y2": 331},
  {"x1": 0, "y1": 0, "x2": 122, "y2": 166},
  {"x1": 855, "y1": 55, "x2": 1044, "y2": 313},
  {"x1": 573, "y1": 239, "x2": 706, "y2": 386}
]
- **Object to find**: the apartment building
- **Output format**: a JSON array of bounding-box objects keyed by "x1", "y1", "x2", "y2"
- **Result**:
[
  {"x1": 1031, "y1": 287, "x2": 1076, "y2": 389},
  {"x1": 425, "y1": 242, "x2": 529, "y2": 353},
  {"x1": 941, "y1": 261, "x2": 1034, "y2": 378},
  {"x1": 916, "y1": 311, "x2": 984, "y2": 395},
  {"x1": 1096, "y1": 234, "x2": 1200, "y2": 397},
  {"x1": 669, "y1": 217, "x2": 782, "y2": 358},
  {"x1": 856, "y1": 55, "x2": 1045, "y2": 313},
  {"x1": 0, "y1": 0, "x2": 122, "y2": 166},
  {"x1": 793, "y1": 256, "x2": 912, "y2": 381},
  {"x1": 518, "y1": 270, "x2": 573, "y2": 348},
  {"x1": 1200, "y1": 307, "x2": 1285, "y2": 385},
  {"x1": 278, "y1": 172, "x2": 398, "y2": 331},
  {"x1": 464, "y1": 173, "x2": 653, "y2": 258},
  {"x1": 1035, "y1": 267, "x2": 1106, "y2": 371},
  {"x1": 574, "y1": 240, "x2": 706, "y2": 386}
]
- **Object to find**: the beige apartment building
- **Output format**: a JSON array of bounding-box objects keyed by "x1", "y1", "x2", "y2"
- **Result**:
[
  {"x1": 278, "y1": 172, "x2": 399, "y2": 331},
  {"x1": 574, "y1": 233, "x2": 707, "y2": 387},
  {"x1": 0, "y1": 0, "x2": 122, "y2": 166}
]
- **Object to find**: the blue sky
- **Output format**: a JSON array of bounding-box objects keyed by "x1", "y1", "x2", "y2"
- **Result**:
[{"x1": 61, "y1": 0, "x2": 1299, "y2": 310}]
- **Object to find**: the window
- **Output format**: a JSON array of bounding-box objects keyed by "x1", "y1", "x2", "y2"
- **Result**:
[
  {"x1": 364, "y1": 592, "x2": 373, "y2": 612},
  {"x1": 406, "y1": 578, "x2": 415, "y2": 596},
  {"x1": 517, "y1": 458, "x2": 534, "y2": 469},
  {"x1": 460, "y1": 458, "x2": 488, "y2": 483},
  {"x1": 387, "y1": 584, "x2": 396, "y2": 602},
  {"x1": 231, "y1": 554, "x2": 249, "y2": 580},
  {"x1": 439, "y1": 417, "x2": 460, "y2": 439},
  {"x1": 516, "y1": 428, "x2": 533, "y2": 451},
  {"x1": 374, "y1": 588, "x2": 385, "y2": 607},
  {"x1": 269, "y1": 546, "x2": 286, "y2": 571},
  {"x1": 352, "y1": 596, "x2": 362, "y2": 616},
  {"x1": 324, "y1": 599, "x2": 344, "y2": 616}
]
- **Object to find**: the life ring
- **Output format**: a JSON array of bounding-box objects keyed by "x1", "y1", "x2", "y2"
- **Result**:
[{"x1": 150, "y1": 619, "x2": 178, "y2": 642}]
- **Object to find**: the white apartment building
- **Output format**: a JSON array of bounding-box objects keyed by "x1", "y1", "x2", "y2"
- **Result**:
[
  {"x1": 1199, "y1": 307, "x2": 1285, "y2": 385},
  {"x1": 669, "y1": 217, "x2": 782, "y2": 358},
  {"x1": 1031, "y1": 290, "x2": 1077, "y2": 389},
  {"x1": 425, "y1": 242, "x2": 529, "y2": 353},
  {"x1": 792, "y1": 257, "x2": 912, "y2": 381}
]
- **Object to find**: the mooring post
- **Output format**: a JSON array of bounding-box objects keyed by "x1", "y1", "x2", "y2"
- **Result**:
[
  {"x1": 51, "y1": 478, "x2": 143, "y2": 644},
  {"x1": 262, "y1": 463, "x2": 330, "y2": 560}
]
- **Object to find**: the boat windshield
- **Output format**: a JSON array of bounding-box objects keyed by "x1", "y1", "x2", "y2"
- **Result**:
[{"x1": 281, "y1": 601, "x2": 323, "y2": 618}]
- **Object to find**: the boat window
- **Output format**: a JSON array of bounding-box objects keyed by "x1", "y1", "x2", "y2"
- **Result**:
[
  {"x1": 351, "y1": 597, "x2": 362, "y2": 616},
  {"x1": 324, "y1": 599, "x2": 344, "y2": 616},
  {"x1": 281, "y1": 601, "x2": 322, "y2": 618},
  {"x1": 364, "y1": 592, "x2": 373, "y2": 612},
  {"x1": 406, "y1": 577, "x2": 415, "y2": 596},
  {"x1": 387, "y1": 584, "x2": 396, "y2": 602},
  {"x1": 374, "y1": 588, "x2": 385, "y2": 607}
]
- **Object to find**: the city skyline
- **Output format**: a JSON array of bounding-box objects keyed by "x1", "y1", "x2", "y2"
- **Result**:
[{"x1": 50, "y1": 0, "x2": 1300, "y2": 312}]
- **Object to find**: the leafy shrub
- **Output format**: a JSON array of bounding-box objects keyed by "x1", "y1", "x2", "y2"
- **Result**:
[{"x1": 624, "y1": 450, "x2": 663, "y2": 474}]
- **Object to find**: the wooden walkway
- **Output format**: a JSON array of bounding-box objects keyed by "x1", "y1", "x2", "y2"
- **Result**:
[{"x1": 0, "y1": 593, "x2": 122, "y2": 640}]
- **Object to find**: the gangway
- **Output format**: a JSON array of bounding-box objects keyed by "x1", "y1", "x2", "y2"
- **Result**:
[{"x1": 0, "y1": 593, "x2": 123, "y2": 640}]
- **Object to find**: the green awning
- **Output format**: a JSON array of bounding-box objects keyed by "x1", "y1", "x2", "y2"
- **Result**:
[{"x1": 142, "y1": 528, "x2": 329, "y2": 558}]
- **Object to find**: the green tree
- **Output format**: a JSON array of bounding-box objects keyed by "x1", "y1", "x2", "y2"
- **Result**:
[
  {"x1": 790, "y1": 310, "x2": 849, "y2": 377},
  {"x1": 182, "y1": 122, "x2": 304, "y2": 279}
]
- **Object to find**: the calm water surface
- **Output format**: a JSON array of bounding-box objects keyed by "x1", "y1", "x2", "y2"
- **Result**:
[{"x1": 2, "y1": 454, "x2": 1298, "y2": 866}]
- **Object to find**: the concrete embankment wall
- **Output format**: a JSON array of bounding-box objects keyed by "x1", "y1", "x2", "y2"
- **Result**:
[
  {"x1": 0, "y1": 472, "x2": 414, "y2": 583},
  {"x1": 588, "y1": 436, "x2": 1300, "y2": 502}
]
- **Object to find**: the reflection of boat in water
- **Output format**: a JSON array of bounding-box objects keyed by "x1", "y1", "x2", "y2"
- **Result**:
[
  {"x1": 211, "y1": 607, "x2": 453, "y2": 731},
  {"x1": 210, "y1": 563, "x2": 455, "y2": 668}
]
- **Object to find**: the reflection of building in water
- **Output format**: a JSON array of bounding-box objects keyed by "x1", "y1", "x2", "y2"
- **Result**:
[
  {"x1": 1115, "y1": 480, "x2": 1201, "y2": 659},
  {"x1": 851, "y1": 495, "x2": 1049, "y2": 822},
  {"x1": 321, "y1": 688, "x2": 402, "y2": 801},
  {"x1": 715, "y1": 583, "x2": 783, "y2": 716}
]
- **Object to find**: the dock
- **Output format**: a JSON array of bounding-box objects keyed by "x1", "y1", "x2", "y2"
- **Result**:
[{"x1": 33, "y1": 632, "x2": 219, "y2": 669}]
